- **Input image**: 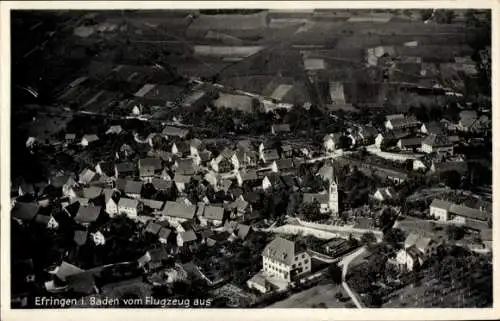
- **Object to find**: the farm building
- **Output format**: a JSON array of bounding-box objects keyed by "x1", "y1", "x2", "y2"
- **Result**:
[
  {"x1": 213, "y1": 93, "x2": 254, "y2": 113},
  {"x1": 193, "y1": 46, "x2": 263, "y2": 58}
]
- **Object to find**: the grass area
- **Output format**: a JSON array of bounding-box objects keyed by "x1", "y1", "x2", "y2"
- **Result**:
[{"x1": 268, "y1": 283, "x2": 352, "y2": 308}]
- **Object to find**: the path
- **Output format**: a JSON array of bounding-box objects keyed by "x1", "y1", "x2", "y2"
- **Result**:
[{"x1": 338, "y1": 246, "x2": 367, "y2": 309}]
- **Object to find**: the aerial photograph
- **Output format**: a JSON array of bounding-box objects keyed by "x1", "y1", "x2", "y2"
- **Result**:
[{"x1": 9, "y1": 8, "x2": 492, "y2": 309}]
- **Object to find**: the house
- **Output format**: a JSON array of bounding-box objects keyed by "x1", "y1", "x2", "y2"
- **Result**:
[
  {"x1": 189, "y1": 138, "x2": 204, "y2": 158},
  {"x1": 140, "y1": 199, "x2": 164, "y2": 212},
  {"x1": 177, "y1": 230, "x2": 198, "y2": 247},
  {"x1": 385, "y1": 115, "x2": 420, "y2": 131},
  {"x1": 171, "y1": 141, "x2": 191, "y2": 157},
  {"x1": 429, "y1": 199, "x2": 490, "y2": 224},
  {"x1": 74, "y1": 206, "x2": 102, "y2": 225},
  {"x1": 118, "y1": 143, "x2": 135, "y2": 159},
  {"x1": 105, "y1": 192, "x2": 119, "y2": 216},
  {"x1": 373, "y1": 187, "x2": 397, "y2": 202},
  {"x1": 144, "y1": 221, "x2": 162, "y2": 236},
  {"x1": 262, "y1": 237, "x2": 311, "y2": 282},
  {"x1": 81, "y1": 134, "x2": 99, "y2": 146},
  {"x1": 396, "y1": 233, "x2": 440, "y2": 272},
  {"x1": 115, "y1": 162, "x2": 136, "y2": 178},
  {"x1": 173, "y1": 174, "x2": 191, "y2": 193},
  {"x1": 214, "y1": 93, "x2": 254, "y2": 113},
  {"x1": 206, "y1": 231, "x2": 231, "y2": 247},
  {"x1": 161, "y1": 201, "x2": 197, "y2": 223},
  {"x1": 138, "y1": 158, "x2": 162, "y2": 179},
  {"x1": 12, "y1": 202, "x2": 40, "y2": 222},
  {"x1": 375, "y1": 130, "x2": 410, "y2": 149},
  {"x1": 123, "y1": 180, "x2": 143, "y2": 199},
  {"x1": 17, "y1": 181, "x2": 35, "y2": 197},
  {"x1": 246, "y1": 272, "x2": 271, "y2": 294},
  {"x1": 420, "y1": 121, "x2": 446, "y2": 135},
  {"x1": 421, "y1": 134, "x2": 453, "y2": 155},
  {"x1": 202, "y1": 205, "x2": 225, "y2": 226},
  {"x1": 117, "y1": 198, "x2": 141, "y2": 218},
  {"x1": 175, "y1": 158, "x2": 198, "y2": 176},
  {"x1": 162, "y1": 126, "x2": 190, "y2": 139},
  {"x1": 106, "y1": 125, "x2": 123, "y2": 135},
  {"x1": 79, "y1": 168, "x2": 97, "y2": 185},
  {"x1": 228, "y1": 196, "x2": 251, "y2": 217},
  {"x1": 302, "y1": 178, "x2": 338, "y2": 214},
  {"x1": 397, "y1": 137, "x2": 423, "y2": 151},
  {"x1": 470, "y1": 115, "x2": 491, "y2": 134},
  {"x1": 260, "y1": 148, "x2": 280, "y2": 163},
  {"x1": 271, "y1": 124, "x2": 291, "y2": 135},
  {"x1": 158, "y1": 227, "x2": 172, "y2": 244}
]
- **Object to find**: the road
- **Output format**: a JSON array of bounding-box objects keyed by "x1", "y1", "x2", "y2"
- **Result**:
[{"x1": 338, "y1": 246, "x2": 367, "y2": 309}]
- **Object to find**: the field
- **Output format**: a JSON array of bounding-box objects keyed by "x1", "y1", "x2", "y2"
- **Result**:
[{"x1": 267, "y1": 283, "x2": 352, "y2": 308}]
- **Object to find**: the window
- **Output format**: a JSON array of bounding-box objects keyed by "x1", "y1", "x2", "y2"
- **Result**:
[
  {"x1": 298, "y1": 262, "x2": 302, "y2": 266},
  {"x1": 304, "y1": 259, "x2": 309, "y2": 264},
  {"x1": 295, "y1": 257, "x2": 298, "y2": 261},
  {"x1": 302, "y1": 254, "x2": 305, "y2": 259},
  {"x1": 292, "y1": 264, "x2": 296, "y2": 268}
]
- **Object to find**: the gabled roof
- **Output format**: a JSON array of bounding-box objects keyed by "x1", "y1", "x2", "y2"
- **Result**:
[
  {"x1": 79, "y1": 169, "x2": 97, "y2": 184},
  {"x1": 176, "y1": 158, "x2": 197, "y2": 175},
  {"x1": 116, "y1": 162, "x2": 136, "y2": 173},
  {"x1": 174, "y1": 173, "x2": 191, "y2": 184},
  {"x1": 179, "y1": 230, "x2": 197, "y2": 243},
  {"x1": 66, "y1": 272, "x2": 95, "y2": 295},
  {"x1": 303, "y1": 193, "x2": 328, "y2": 204},
  {"x1": 449, "y1": 204, "x2": 489, "y2": 222},
  {"x1": 124, "y1": 181, "x2": 143, "y2": 195},
  {"x1": 82, "y1": 186, "x2": 103, "y2": 199},
  {"x1": 141, "y1": 199, "x2": 164, "y2": 210},
  {"x1": 151, "y1": 178, "x2": 172, "y2": 191},
  {"x1": 430, "y1": 199, "x2": 454, "y2": 211},
  {"x1": 74, "y1": 206, "x2": 101, "y2": 223},
  {"x1": 262, "y1": 149, "x2": 280, "y2": 161},
  {"x1": 82, "y1": 134, "x2": 99, "y2": 142},
  {"x1": 162, "y1": 201, "x2": 196, "y2": 219},
  {"x1": 118, "y1": 198, "x2": 139, "y2": 208},
  {"x1": 415, "y1": 237, "x2": 432, "y2": 253},
  {"x1": 158, "y1": 227, "x2": 171, "y2": 240},
  {"x1": 276, "y1": 158, "x2": 294, "y2": 171},
  {"x1": 162, "y1": 126, "x2": 189, "y2": 138},
  {"x1": 422, "y1": 134, "x2": 452, "y2": 147},
  {"x1": 263, "y1": 237, "x2": 306, "y2": 265},
  {"x1": 74, "y1": 230, "x2": 88, "y2": 246},
  {"x1": 55, "y1": 261, "x2": 85, "y2": 282},
  {"x1": 422, "y1": 121, "x2": 446, "y2": 135},
  {"x1": 272, "y1": 123, "x2": 291, "y2": 133},
  {"x1": 398, "y1": 137, "x2": 423, "y2": 147},
  {"x1": 203, "y1": 205, "x2": 225, "y2": 221},
  {"x1": 236, "y1": 224, "x2": 251, "y2": 239},
  {"x1": 404, "y1": 233, "x2": 420, "y2": 249},
  {"x1": 139, "y1": 158, "x2": 162, "y2": 170},
  {"x1": 145, "y1": 221, "x2": 162, "y2": 235},
  {"x1": 12, "y1": 202, "x2": 40, "y2": 221},
  {"x1": 96, "y1": 162, "x2": 116, "y2": 177}
]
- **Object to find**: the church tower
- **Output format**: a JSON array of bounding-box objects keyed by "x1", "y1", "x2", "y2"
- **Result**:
[{"x1": 328, "y1": 177, "x2": 339, "y2": 215}]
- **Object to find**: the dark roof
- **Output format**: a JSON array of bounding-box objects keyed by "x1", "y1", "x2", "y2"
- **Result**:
[
  {"x1": 263, "y1": 237, "x2": 306, "y2": 265},
  {"x1": 422, "y1": 134, "x2": 452, "y2": 147},
  {"x1": 303, "y1": 193, "x2": 329, "y2": 204},
  {"x1": 179, "y1": 230, "x2": 197, "y2": 243},
  {"x1": 158, "y1": 227, "x2": 171, "y2": 240},
  {"x1": 276, "y1": 158, "x2": 294, "y2": 171},
  {"x1": 74, "y1": 206, "x2": 101, "y2": 223},
  {"x1": 449, "y1": 204, "x2": 490, "y2": 222},
  {"x1": 34, "y1": 214, "x2": 52, "y2": 226},
  {"x1": 118, "y1": 198, "x2": 139, "y2": 208},
  {"x1": 145, "y1": 221, "x2": 162, "y2": 235},
  {"x1": 140, "y1": 198, "x2": 164, "y2": 210},
  {"x1": 50, "y1": 174, "x2": 73, "y2": 188},
  {"x1": 82, "y1": 186, "x2": 103, "y2": 199},
  {"x1": 423, "y1": 121, "x2": 446, "y2": 135},
  {"x1": 236, "y1": 224, "x2": 251, "y2": 239},
  {"x1": 398, "y1": 137, "x2": 423, "y2": 147},
  {"x1": 162, "y1": 126, "x2": 189, "y2": 138},
  {"x1": 55, "y1": 261, "x2": 85, "y2": 282},
  {"x1": 124, "y1": 181, "x2": 143, "y2": 195},
  {"x1": 74, "y1": 230, "x2": 88, "y2": 246},
  {"x1": 204, "y1": 205, "x2": 225, "y2": 221},
  {"x1": 12, "y1": 202, "x2": 40, "y2": 221},
  {"x1": 139, "y1": 158, "x2": 162, "y2": 170},
  {"x1": 387, "y1": 116, "x2": 420, "y2": 128},
  {"x1": 162, "y1": 201, "x2": 196, "y2": 219},
  {"x1": 174, "y1": 174, "x2": 191, "y2": 184},
  {"x1": 272, "y1": 123, "x2": 291, "y2": 133},
  {"x1": 116, "y1": 162, "x2": 136, "y2": 173},
  {"x1": 241, "y1": 169, "x2": 258, "y2": 181},
  {"x1": 263, "y1": 149, "x2": 280, "y2": 161},
  {"x1": 151, "y1": 178, "x2": 172, "y2": 191},
  {"x1": 97, "y1": 162, "x2": 116, "y2": 177},
  {"x1": 176, "y1": 158, "x2": 197, "y2": 175}
]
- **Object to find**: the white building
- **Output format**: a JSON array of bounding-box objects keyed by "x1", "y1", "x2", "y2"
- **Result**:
[
  {"x1": 117, "y1": 198, "x2": 140, "y2": 218},
  {"x1": 262, "y1": 237, "x2": 311, "y2": 282},
  {"x1": 92, "y1": 231, "x2": 106, "y2": 246},
  {"x1": 81, "y1": 134, "x2": 99, "y2": 147},
  {"x1": 106, "y1": 198, "x2": 118, "y2": 216},
  {"x1": 429, "y1": 199, "x2": 453, "y2": 221}
]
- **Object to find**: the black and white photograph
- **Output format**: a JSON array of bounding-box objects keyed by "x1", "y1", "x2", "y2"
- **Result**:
[{"x1": 2, "y1": 1, "x2": 497, "y2": 318}]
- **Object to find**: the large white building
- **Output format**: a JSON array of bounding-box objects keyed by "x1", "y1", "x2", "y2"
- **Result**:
[
  {"x1": 117, "y1": 198, "x2": 140, "y2": 219},
  {"x1": 262, "y1": 237, "x2": 311, "y2": 282}
]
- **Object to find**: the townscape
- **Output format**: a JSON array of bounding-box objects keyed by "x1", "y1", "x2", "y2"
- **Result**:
[{"x1": 10, "y1": 9, "x2": 492, "y2": 309}]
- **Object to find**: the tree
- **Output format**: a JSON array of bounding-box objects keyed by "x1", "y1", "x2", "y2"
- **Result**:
[
  {"x1": 439, "y1": 170, "x2": 462, "y2": 189},
  {"x1": 446, "y1": 225, "x2": 465, "y2": 241},
  {"x1": 361, "y1": 232, "x2": 377, "y2": 246},
  {"x1": 434, "y1": 9, "x2": 456, "y2": 24},
  {"x1": 328, "y1": 263, "x2": 343, "y2": 284},
  {"x1": 419, "y1": 9, "x2": 434, "y2": 21},
  {"x1": 383, "y1": 228, "x2": 406, "y2": 248}
]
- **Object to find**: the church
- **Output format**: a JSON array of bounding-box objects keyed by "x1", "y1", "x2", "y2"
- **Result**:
[{"x1": 302, "y1": 166, "x2": 339, "y2": 216}]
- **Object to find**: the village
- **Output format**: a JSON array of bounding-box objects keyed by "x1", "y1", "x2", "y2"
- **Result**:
[{"x1": 10, "y1": 9, "x2": 492, "y2": 309}]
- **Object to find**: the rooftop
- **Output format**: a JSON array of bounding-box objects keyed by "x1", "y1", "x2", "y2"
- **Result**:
[{"x1": 263, "y1": 237, "x2": 306, "y2": 265}]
